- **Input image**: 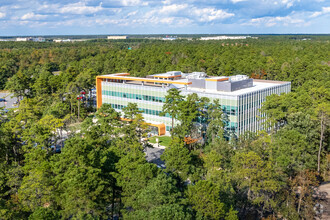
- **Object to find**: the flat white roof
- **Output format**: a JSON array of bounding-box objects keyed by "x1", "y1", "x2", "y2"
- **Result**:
[
  {"x1": 100, "y1": 73, "x2": 290, "y2": 96},
  {"x1": 207, "y1": 76, "x2": 228, "y2": 80},
  {"x1": 185, "y1": 80, "x2": 290, "y2": 96},
  {"x1": 152, "y1": 71, "x2": 181, "y2": 77}
]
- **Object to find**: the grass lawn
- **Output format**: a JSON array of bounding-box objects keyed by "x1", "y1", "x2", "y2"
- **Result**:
[{"x1": 148, "y1": 136, "x2": 172, "y2": 147}]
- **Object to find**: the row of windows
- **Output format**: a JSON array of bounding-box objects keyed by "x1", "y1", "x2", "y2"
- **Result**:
[
  {"x1": 223, "y1": 107, "x2": 237, "y2": 116},
  {"x1": 109, "y1": 103, "x2": 237, "y2": 132},
  {"x1": 110, "y1": 103, "x2": 171, "y2": 118},
  {"x1": 103, "y1": 89, "x2": 239, "y2": 116},
  {"x1": 103, "y1": 89, "x2": 240, "y2": 117},
  {"x1": 225, "y1": 121, "x2": 238, "y2": 128},
  {"x1": 102, "y1": 90, "x2": 166, "y2": 103}
]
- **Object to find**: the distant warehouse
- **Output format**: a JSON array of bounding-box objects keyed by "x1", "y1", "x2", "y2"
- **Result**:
[
  {"x1": 107, "y1": 36, "x2": 128, "y2": 40},
  {"x1": 201, "y1": 36, "x2": 258, "y2": 40},
  {"x1": 96, "y1": 72, "x2": 290, "y2": 136},
  {"x1": 16, "y1": 37, "x2": 45, "y2": 42}
]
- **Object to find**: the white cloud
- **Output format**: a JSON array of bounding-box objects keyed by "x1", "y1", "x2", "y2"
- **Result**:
[
  {"x1": 310, "y1": 7, "x2": 330, "y2": 18},
  {"x1": 127, "y1": 10, "x2": 138, "y2": 16},
  {"x1": 245, "y1": 15, "x2": 306, "y2": 27},
  {"x1": 120, "y1": 0, "x2": 148, "y2": 6},
  {"x1": 192, "y1": 7, "x2": 235, "y2": 22},
  {"x1": 158, "y1": 4, "x2": 188, "y2": 14},
  {"x1": 21, "y1": 12, "x2": 47, "y2": 20},
  {"x1": 59, "y1": 2, "x2": 104, "y2": 14},
  {"x1": 162, "y1": 0, "x2": 173, "y2": 5},
  {"x1": 231, "y1": 0, "x2": 247, "y2": 3},
  {"x1": 281, "y1": 0, "x2": 296, "y2": 8},
  {"x1": 145, "y1": 4, "x2": 234, "y2": 23},
  {"x1": 0, "y1": 0, "x2": 329, "y2": 34}
]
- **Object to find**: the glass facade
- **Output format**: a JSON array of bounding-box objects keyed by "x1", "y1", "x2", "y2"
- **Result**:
[
  {"x1": 236, "y1": 83, "x2": 291, "y2": 136},
  {"x1": 100, "y1": 80, "x2": 291, "y2": 136},
  {"x1": 101, "y1": 82, "x2": 175, "y2": 129}
]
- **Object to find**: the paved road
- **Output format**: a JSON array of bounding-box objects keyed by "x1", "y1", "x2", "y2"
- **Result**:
[
  {"x1": 144, "y1": 144, "x2": 166, "y2": 168},
  {"x1": 0, "y1": 92, "x2": 17, "y2": 109}
]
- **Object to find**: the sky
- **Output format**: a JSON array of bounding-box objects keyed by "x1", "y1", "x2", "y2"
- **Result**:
[{"x1": 0, "y1": 0, "x2": 329, "y2": 36}]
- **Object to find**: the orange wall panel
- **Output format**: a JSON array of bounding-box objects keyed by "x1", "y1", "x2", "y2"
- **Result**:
[{"x1": 96, "y1": 77, "x2": 102, "y2": 108}]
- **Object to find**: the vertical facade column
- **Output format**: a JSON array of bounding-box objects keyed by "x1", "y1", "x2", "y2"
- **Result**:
[{"x1": 96, "y1": 77, "x2": 103, "y2": 108}]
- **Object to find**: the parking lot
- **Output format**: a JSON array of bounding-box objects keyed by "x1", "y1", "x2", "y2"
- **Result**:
[{"x1": 0, "y1": 92, "x2": 17, "y2": 109}]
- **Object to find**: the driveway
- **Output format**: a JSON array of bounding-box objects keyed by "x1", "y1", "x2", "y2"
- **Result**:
[
  {"x1": 0, "y1": 92, "x2": 17, "y2": 109},
  {"x1": 144, "y1": 143, "x2": 166, "y2": 168}
]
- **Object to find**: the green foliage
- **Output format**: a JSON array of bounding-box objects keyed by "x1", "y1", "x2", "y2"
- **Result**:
[
  {"x1": 130, "y1": 203, "x2": 191, "y2": 220},
  {"x1": 0, "y1": 37, "x2": 328, "y2": 219},
  {"x1": 232, "y1": 151, "x2": 283, "y2": 212},
  {"x1": 52, "y1": 137, "x2": 116, "y2": 219},
  {"x1": 175, "y1": 93, "x2": 200, "y2": 139},
  {"x1": 225, "y1": 207, "x2": 239, "y2": 220},
  {"x1": 18, "y1": 147, "x2": 54, "y2": 212},
  {"x1": 161, "y1": 137, "x2": 191, "y2": 179},
  {"x1": 124, "y1": 173, "x2": 189, "y2": 219},
  {"x1": 122, "y1": 102, "x2": 142, "y2": 120},
  {"x1": 206, "y1": 99, "x2": 226, "y2": 143},
  {"x1": 122, "y1": 103, "x2": 149, "y2": 144},
  {"x1": 28, "y1": 207, "x2": 60, "y2": 220},
  {"x1": 273, "y1": 128, "x2": 316, "y2": 176},
  {"x1": 187, "y1": 180, "x2": 227, "y2": 220},
  {"x1": 161, "y1": 88, "x2": 184, "y2": 131}
]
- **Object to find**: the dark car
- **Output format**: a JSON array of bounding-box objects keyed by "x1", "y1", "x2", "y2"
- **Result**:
[{"x1": 0, "y1": 98, "x2": 6, "y2": 102}]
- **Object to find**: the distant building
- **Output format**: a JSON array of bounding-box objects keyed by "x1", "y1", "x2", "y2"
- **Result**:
[
  {"x1": 96, "y1": 72, "x2": 291, "y2": 136},
  {"x1": 32, "y1": 37, "x2": 45, "y2": 42},
  {"x1": 107, "y1": 36, "x2": 128, "y2": 40},
  {"x1": 16, "y1": 37, "x2": 45, "y2": 42},
  {"x1": 162, "y1": 37, "x2": 177, "y2": 41},
  {"x1": 200, "y1": 36, "x2": 257, "y2": 40},
  {"x1": 16, "y1": 37, "x2": 30, "y2": 41},
  {"x1": 54, "y1": 39, "x2": 72, "y2": 43}
]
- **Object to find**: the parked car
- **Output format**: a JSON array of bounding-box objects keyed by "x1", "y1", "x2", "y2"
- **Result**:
[
  {"x1": 50, "y1": 145, "x2": 62, "y2": 153},
  {"x1": 0, "y1": 98, "x2": 6, "y2": 102}
]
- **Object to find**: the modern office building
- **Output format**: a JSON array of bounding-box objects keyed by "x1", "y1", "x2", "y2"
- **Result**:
[{"x1": 96, "y1": 72, "x2": 291, "y2": 136}]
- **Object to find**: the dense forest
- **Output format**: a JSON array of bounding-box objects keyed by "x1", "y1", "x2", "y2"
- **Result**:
[{"x1": 0, "y1": 36, "x2": 329, "y2": 219}]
